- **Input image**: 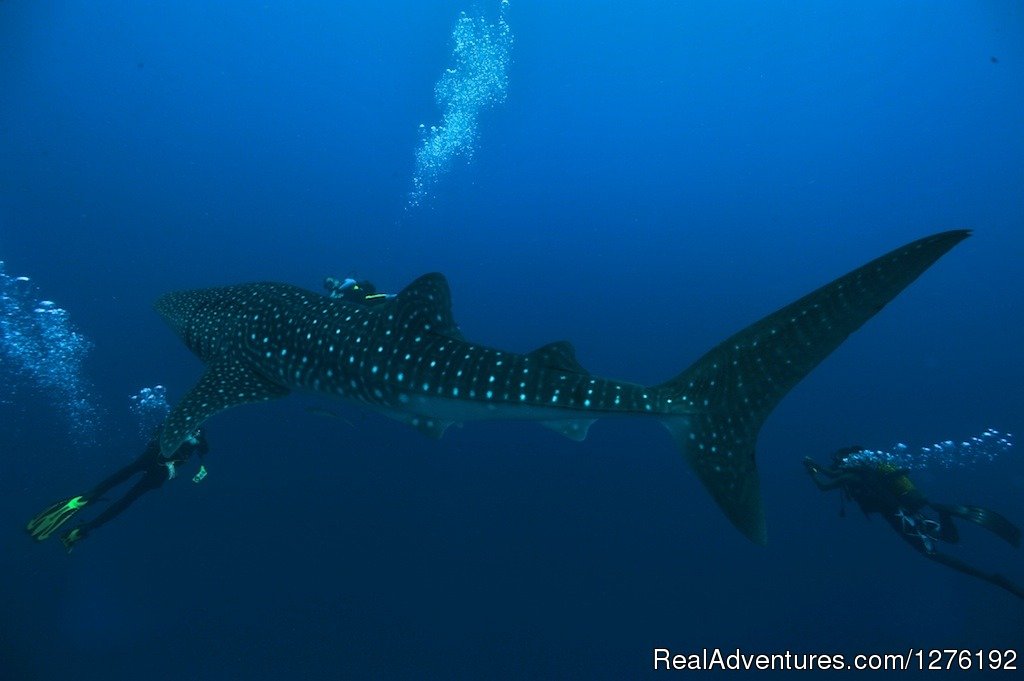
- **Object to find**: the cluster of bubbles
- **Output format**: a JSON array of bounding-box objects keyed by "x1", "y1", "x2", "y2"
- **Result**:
[
  {"x1": 839, "y1": 428, "x2": 1014, "y2": 470},
  {"x1": 128, "y1": 384, "x2": 171, "y2": 439},
  {"x1": 0, "y1": 260, "x2": 100, "y2": 443},
  {"x1": 408, "y1": 0, "x2": 513, "y2": 208}
]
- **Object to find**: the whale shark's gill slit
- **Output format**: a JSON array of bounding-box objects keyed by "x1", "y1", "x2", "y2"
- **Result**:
[{"x1": 656, "y1": 230, "x2": 971, "y2": 544}]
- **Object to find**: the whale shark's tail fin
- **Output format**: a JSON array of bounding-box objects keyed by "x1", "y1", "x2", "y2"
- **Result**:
[{"x1": 656, "y1": 230, "x2": 971, "y2": 544}]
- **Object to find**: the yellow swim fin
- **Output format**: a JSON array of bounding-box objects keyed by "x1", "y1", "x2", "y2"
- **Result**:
[
  {"x1": 60, "y1": 527, "x2": 86, "y2": 553},
  {"x1": 26, "y1": 496, "x2": 88, "y2": 541}
]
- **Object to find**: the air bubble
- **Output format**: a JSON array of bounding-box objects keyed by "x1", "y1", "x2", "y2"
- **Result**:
[
  {"x1": 408, "y1": 2, "x2": 513, "y2": 207},
  {"x1": 839, "y1": 428, "x2": 1014, "y2": 471},
  {"x1": 129, "y1": 385, "x2": 171, "y2": 439},
  {"x1": 0, "y1": 261, "x2": 100, "y2": 444}
]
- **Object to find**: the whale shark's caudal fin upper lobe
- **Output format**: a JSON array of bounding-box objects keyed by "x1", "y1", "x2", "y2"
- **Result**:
[{"x1": 656, "y1": 230, "x2": 971, "y2": 544}]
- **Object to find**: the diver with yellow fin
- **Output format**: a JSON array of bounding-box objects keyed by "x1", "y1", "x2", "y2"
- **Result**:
[
  {"x1": 26, "y1": 427, "x2": 208, "y2": 552},
  {"x1": 323, "y1": 276, "x2": 394, "y2": 305},
  {"x1": 804, "y1": 446, "x2": 1023, "y2": 599}
]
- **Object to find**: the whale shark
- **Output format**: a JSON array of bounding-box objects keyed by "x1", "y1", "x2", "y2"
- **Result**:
[{"x1": 155, "y1": 230, "x2": 969, "y2": 543}]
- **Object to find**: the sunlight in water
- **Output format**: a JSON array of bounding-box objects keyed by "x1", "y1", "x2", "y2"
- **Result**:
[
  {"x1": 839, "y1": 428, "x2": 1014, "y2": 470},
  {"x1": 0, "y1": 260, "x2": 100, "y2": 444},
  {"x1": 408, "y1": 0, "x2": 512, "y2": 208}
]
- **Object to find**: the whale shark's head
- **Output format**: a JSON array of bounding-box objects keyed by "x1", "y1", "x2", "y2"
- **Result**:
[
  {"x1": 154, "y1": 287, "x2": 233, "y2": 362},
  {"x1": 154, "y1": 290, "x2": 195, "y2": 339},
  {"x1": 155, "y1": 281, "x2": 321, "y2": 364}
]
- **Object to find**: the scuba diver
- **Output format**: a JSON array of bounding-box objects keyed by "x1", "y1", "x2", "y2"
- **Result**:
[
  {"x1": 26, "y1": 427, "x2": 208, "y2": 552},
  {"x1": 804, "y1": 447, "x2": 1024, "y2": 599},
  {"x1": 323, "y1": 277, "x2": 394, "y2": 305}
]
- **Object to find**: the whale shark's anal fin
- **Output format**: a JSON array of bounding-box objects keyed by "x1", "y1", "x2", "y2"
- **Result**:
[
  {"x1": 657, "y1": 230, "x2": 971, "y2": 544},
  {"x1": 542, "y1": 419, "x2": 597, "y2": 441},
  {"x1": 161, "y1": 359, "x2": 290, "y2": 456}
]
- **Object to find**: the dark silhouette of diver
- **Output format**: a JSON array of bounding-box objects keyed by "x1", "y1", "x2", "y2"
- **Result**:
[
  {"x1": 26, "y1": 428, "x2": 208, "y2": 552},
  {"x1": 804, "y1": 448, "x2": 1024, "y2": 599}
]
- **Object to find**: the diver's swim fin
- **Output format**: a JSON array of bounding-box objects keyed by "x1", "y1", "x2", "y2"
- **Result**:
[
  {"x1": 26, "y1": 496, "x2": 88, "y2": 541},
  {"x1": 60, "y1": 527, "x2": 86, "y2": 553},
  {"x1": 932, "y1": 503, "x2": 1021, "y2": 547}
]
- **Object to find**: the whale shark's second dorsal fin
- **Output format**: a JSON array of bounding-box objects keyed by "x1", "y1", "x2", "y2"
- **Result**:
[
  {"x1": 393, "y1": 273, "x2": 464, "y2": 340},
  {"x1": 656, "y1": 230, "x2": 971, "y2": 544}
]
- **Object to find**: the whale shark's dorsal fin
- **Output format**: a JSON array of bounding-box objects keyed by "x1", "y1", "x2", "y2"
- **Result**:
[
  {"x1": 161, "y1": 357, "x2": 290, "y2": 455},
  {"x1": 393, "y1": 273, "x2": 464, "y2": 340},
  {"x1": 657, "y1": 229, "x2": 971, "y2": 544},
  {"x1": 527, "y1": 341, "x2": 588, "y2": 375}
]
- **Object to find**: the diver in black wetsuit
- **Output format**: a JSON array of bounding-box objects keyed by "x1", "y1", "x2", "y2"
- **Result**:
[
  {"x1": 804, "y1": 447, "x2": 1024, "y2": 599},
  {"x1": 26, "y1": 428, "x2": 208, "y2": 552}
]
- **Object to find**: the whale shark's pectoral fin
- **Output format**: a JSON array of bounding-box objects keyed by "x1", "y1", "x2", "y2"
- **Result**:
[
  {"x1": 161, "y1": 359, "x2": 289, "y2": 456},
  {"x1": 541, "y1": 419, "x2": 597, "y2": 441},
  {"x1": 657, "y1": 230, "x2": 971, "y2": 544}
]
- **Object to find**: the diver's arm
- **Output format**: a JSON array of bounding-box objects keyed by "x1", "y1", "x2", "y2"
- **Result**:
[
  {"x1": 803, "y1": 457, "x2": 842, "y2": 477},
  {"x1": 803, "y1": 458, "x2": 854, "y2": 491},
  {"x1": 810, "y1": 475, "x2": 852, "y2": 491}
]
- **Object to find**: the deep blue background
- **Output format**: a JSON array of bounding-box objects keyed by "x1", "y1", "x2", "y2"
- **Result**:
[{"x1": 2, "y1": 2, "x2": 1022, "y2": 678}]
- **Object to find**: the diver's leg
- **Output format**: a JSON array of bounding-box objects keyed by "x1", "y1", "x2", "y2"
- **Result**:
[
  {"x1": 933, "y1": 509, "x2": 959, "y2": 544},
  {"x1": 884, "y1": 511, "x2": 941, "y2": 554},
  {"x1": 28, "y1": 445, "x2": 160, "y2": 542},
  {"x1": 930, "y1": 503, "x2": 1021, "y2": 547},
  {"x1": 85, "y1": 445, "x2": 159, "y2": 499},
  {"x1": 28, "y1": 460, "x2": 148, "y2": 540},
  {"x1": 924, "y1": 551, "x2": 1024, "y2": 600},
  {"x1": 80, "y1": 468, "x2": 166, "y2": 534},
  {"x1": 62, "y1": 467, "x2": 168, "y2": 551}
]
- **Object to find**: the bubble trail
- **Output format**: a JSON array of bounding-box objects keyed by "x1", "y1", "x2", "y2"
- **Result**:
[
  {"x1": 0, "y1": 260, "x2": 101, "y2": 443},
  {"x1": 129, "y1": 384, "x2": 171, "y2": 439},
  {"x1": 408, "y1": 0, "x2": 513, "y2": 208},
  {"x1": 839, "y1": 428, "x2": 1014, "y2": 470}
]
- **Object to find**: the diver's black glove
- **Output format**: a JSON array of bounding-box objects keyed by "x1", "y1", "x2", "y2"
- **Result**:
[{"x1": 802, "y1": 457, "x2": 820, "y2": 475}]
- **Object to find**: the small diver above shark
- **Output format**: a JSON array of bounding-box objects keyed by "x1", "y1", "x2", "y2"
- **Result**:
[{"x1": 155, "y1": 230, "x2": 969, "y2": 543}]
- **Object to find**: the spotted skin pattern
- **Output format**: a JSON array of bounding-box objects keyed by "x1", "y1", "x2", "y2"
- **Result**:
[{"x1": 155, "y1": 230, "x2": 969, "y2": 542}]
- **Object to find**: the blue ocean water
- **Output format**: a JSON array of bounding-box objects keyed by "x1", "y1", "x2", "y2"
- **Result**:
[{"x1": 2, "y1": 1, "x2": 1022, "y2": 678}]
